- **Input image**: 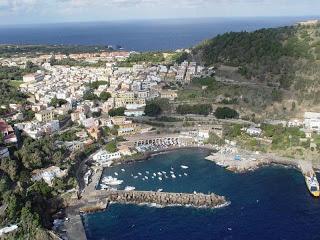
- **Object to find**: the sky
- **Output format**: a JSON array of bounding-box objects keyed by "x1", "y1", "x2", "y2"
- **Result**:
[{"x1": 0, "y1": 0, "x2": 319, "y2": 25}]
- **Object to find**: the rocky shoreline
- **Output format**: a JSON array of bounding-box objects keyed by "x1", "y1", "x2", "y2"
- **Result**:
[{"x1": 106, "y1": 190, "x2": 227, "y2": 209}]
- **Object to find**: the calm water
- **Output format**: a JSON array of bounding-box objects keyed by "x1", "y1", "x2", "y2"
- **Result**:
[
  {"x1": 83, "y1": 149, "x2": 320, "y2": 240},
  {"x1": 0, "y1": 17, "x2": 317, "y2": 51}
]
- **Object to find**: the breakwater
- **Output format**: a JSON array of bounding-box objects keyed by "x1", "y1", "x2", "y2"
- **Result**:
[{"x1": 105, "y1": 190, "x2": 227, "y2": 208}]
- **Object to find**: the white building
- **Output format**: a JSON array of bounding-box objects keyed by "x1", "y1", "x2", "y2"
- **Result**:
[
  {"x1": 31, "y1": 166, "x2": 68, "y2": 186},
  {"x1": 124, "y1": 109, "x2": 145, "y2": 117},
  {"x1": 246, "y1": 127, "x2": 262, "y2": 136},
  {"x1": 92, "y1": 150, "x2": 121, "y2": 166},
  {"x1": 304, "y1": 112, "x2": 320, "y2": 133}
]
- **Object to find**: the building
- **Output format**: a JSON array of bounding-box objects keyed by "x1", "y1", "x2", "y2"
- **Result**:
[
  {"x1": 31, "y1": 166, "x2": 68, "y2": 186},
  {"x1": 118, "y1": 123, "x2": 138, "y2": 136},
  {"x1": 0, "y1": 119, "x2": 17, "y2": 144},
  {"x1": 0, "y1": 147, "x2": 9, "y2": 159},
  {"x1": 124, "y1": 109, "x2": 145, "y2": 117},
  {"x1": 23, "y1": 71, "x2": 44, "y2": 83},
  {"x1": 245, "y1": 127, "x2": 262, "y2": 136},
  {"x1": 35, "y1": 110, "x2": 55, "y2": 123},
  {"x1": 304, "y1": 112, "x2": 320, "y2": 133},
  {"x1": 159, "y1": 90, "x2": 178, "y2": 101},
  {"x1": 92, "y1": 150, "x2": 121, "y2": 166}
]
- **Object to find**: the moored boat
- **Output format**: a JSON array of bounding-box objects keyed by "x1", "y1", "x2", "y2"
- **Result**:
[{"x1": 305, "y1": 173, "x2": 320, "y2": 197}]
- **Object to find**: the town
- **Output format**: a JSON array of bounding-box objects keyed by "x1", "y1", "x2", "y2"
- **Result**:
[{"x1": 1, "y1": 46, "x2": 320, "y2": 239}]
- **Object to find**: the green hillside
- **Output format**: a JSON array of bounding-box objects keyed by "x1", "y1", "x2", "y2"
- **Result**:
[{"x1": 192, "y1": 23, "x2": 320, "y2": 102}]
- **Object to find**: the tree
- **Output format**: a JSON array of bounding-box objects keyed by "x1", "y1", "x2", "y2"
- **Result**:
[
  {"x1": 214, "y1": 107, "x2": 239, "y2": 119},
  {"x1": 20, "y1": 206, "x2": 41, "y2": 238},
  {"x1": 99, "y1": 92, "x2": 111, "y2": 101},
  {"x1": 0, "y1": 157, "x2": 18, "y2": 181},
  {"x1": 105, "y1": 141, "x2": 117, "y2": 153},
  {"x1": 108, "y1": 107, "x2": 125, "y2": 117},
  {"x1": 145, "y1": 102, "x2": 162, "y2": 117},
  {"x1": 50, "y1": 97, "x2": 67, "y2": 107}
]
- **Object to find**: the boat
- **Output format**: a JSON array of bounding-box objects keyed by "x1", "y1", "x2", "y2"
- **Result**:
[
  {"x1": 146, "y1": 171, "x2": 150, "y2": 174},
  {"x1": 153, "y1": 173, "x2": 157, "y2": 177},
  {"x1": 114, "y1": 172, "x2": 118, "y2": 176},
  {"x1": 181, "y1": 165, "x2": 189, "y2": 169},
  {"x1": 158, "y1": 177, "x2": 163, "y2": 181},
  {"x1": 157, "y1": 188, "x2": 163, "y2": 192},
  {"x1": 179, "y1": 174, "x2": 182, "y2": 177},
  {"x1": 124, "y1": 186, "x2": 136, "y2": 191},
  {"x1": 305, "y1": 173, "x2": 320, "y2": 197},
  {"x1": 145, "y1": 176, "x2": 149, "y2": 180},
  {"x1": 171, "y1": 174, "x2": 176, "y2": 179},
  {"x1": 133, "y1": 176, "x2": 138, "y2": 179},
  {"x1": 102, "y1": 176, "x2": 123, "y2": 186},
  {"x1": 184, "y1": 173, "x2": 188, "y2": 176},
  {"x1": 121, "y1": 169, "x2": 125, "y2": 172},
  {"x1": 138, "y1": 172, "x2": 142, "y2": 176}
]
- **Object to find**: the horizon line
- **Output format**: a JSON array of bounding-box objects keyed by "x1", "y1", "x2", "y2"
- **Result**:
[{"x1": 0, "y1": 15, "x2": 319, "y2": 28}]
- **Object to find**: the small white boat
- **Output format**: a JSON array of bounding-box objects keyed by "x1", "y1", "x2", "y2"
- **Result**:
[
  {"x1": 179, "y1": 174, "x2": 182, "y2": 177},
  {"x1": 114, "y1": 172, "x2": 118, "y2": 176},
  {"x1": 152, "y1": 176, "x2": 155, "y2": 179},
  {"x1": 170, "y1": 171, "x2": 174, "y2": 174},
  {"x1": 171, "y1": 174, "x2": 176, "y2": 179},
  {"x1": 162, "y1": 171, "x2": 166, "y2": 174},
  {"x1": 138, "y1": 172, "x2": 142, "y2": 176},
  {"x1": 181, "y1": 165, "x2": 189, "y2": 169},
  {"x1": 157, "y1": 188, "x2": 163, "y2": 192},
  {"x1": 133, "y1": 176, "x2": 138, "y2": 179},
  {"x1": 131, "y1": 174, "x2": 133, "y2": 177},
  {"x1": 171, "y1": 167, "x2": 174, "y2": 170},
  {"x1": 124, "y1": 186, "x2": 135, "y2": 191},
  {"x1": 102, "y1": 176, "x2": 123, "y2": 186},
  {"x1": 184, "y1": 173, "x2": 188, "y2": 176},
  {"x1": 145, "y1": 176, "x2": 149, "y2": 180},
  {"x1": 158, "y1": 177, "x2": 163, "y2": 181},
  {"x1": 153, "y1": 173, "x2": 157, "y2": 177},
  {"x1": 146, "y1": 171, "x2": 150, "y2": 174},
  {"x1": 121, "y1": 169, "x2": 125, "y2": 172},
  {"x1": 157, "y1": 172, "x2": 162, "y2": 176}
]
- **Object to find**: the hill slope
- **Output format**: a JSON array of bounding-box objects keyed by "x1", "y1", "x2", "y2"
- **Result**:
[{"x1": 192, "y1": 22, "x2": 320, "y2": 106}]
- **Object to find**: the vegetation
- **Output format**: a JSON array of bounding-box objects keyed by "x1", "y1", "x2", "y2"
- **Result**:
[
  {"x1": 108, "y1": 107, "x2": 125, "y2": 117},
  {"x1": 50, "y1": 97, "x2": 68, "y2": 107},
  {"x1": 0, "y1": 81, "x2": 28, "y2": 107},
  {"x1": 0, "y1": 61, "x2": 40, "y2": 80},
  {"x1": 144, "y1": 102, "x2": 162, "y2": 117},
  {"x1": 214, "y1": 107, "x2": 239, "y2": 119},
  {"x1": 0, "y1": 135, "x2": 81, "y2": 238},
  {"x1": 125, "y1": 52, "x2": 165, "y2": 63},
  {"x1": 99, "y1": 92, "x2": 111, "y2": 101},
  {"x1": 105, "y1": 140, "x2": 118, "y2": 153},
  {"x1": 176, "y1": 104, "x2": 212, "y2": 115},
  {"x1": 193, "y1": 23, "x2": 320, "y2": 104}
]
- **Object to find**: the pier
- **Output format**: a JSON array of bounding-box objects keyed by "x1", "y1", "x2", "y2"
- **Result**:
[{"x1": 90, "y1": 190, "x2": 227, "y2": 208}]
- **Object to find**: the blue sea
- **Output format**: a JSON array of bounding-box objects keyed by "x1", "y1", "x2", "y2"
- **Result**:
[
  {"x1": 0, "y1": 17, "x2": 318, "y2": 51},
  {"x1": 83, "y1": 149, "x2": 320, "y2": 240}
]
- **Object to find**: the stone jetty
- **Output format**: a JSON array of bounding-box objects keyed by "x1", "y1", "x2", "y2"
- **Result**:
[{"x1": 105, "y1": 190, "x2": 227, "y2": 208}]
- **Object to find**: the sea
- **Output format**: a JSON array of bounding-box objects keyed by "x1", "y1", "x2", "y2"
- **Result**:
[
  {"x1": 83, "y1": 149, "x2": 320, "y2": 240},
  {"x1": 0, "y1": 16, "x2": 318, "y2": 51}
]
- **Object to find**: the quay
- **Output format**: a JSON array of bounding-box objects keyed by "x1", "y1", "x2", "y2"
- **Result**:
[{"x1": 90, "y1": 190, "x2": 227, "y2": 209}]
